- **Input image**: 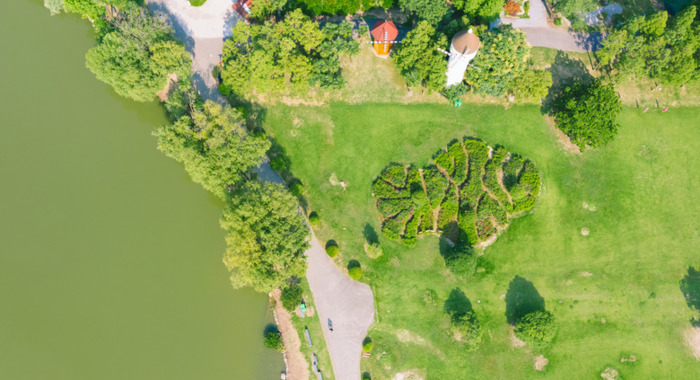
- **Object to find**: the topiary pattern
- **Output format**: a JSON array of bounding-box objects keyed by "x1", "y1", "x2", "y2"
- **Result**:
[{"x1": 371, "y1": 138, "x2": 541, "y2": 247}]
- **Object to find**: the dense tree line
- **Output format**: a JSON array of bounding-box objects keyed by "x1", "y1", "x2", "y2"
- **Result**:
[
  {"x1": 57, "y1": 1, "x2": 311, "y2": 294},
  {"x1": 597, "y1": 6, "x2": 700, "y2": 86},
  {"x1": 220, "y1": 9, "x2": 359, "y2": 94}
]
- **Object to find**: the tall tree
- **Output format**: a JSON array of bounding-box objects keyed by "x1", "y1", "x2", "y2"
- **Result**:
[
  {"x1": 221, "y1": 182, "x2": 309, "y2": 293},
  {"x1": 85, "y1": 7, "x2": 191, "y2": 101},
  {"x1": 400, "y1": 0, "x2": 450, "y2": 24},
  {"x1": 464, "y1": 26, "x2": 529, "y2": 97},
  {"x1": 154, "y1": 101, "x2": 270, "y2": 198},
  {"x1": 550, "y1": 79, "x2": 621, "y2": 150},
  {"x1": 393, "y1": 21, "x2": 447, "y2": 91}
]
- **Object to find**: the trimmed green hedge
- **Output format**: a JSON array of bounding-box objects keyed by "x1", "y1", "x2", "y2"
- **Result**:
[{"x1": 371, "y1": 138, "x2": 541, "y2": 246}]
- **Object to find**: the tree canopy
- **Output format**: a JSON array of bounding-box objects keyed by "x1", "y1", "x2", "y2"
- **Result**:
[
  {"x1": 393, "y1": 21, "x2": 448, "y2": 91},
  {"x1": 597, "y1": 6, "x2": 700, "y2": 86},
  {"x1": 221, "y1": 182, "x2": 309, "y2": 293},
  {"x1": 154, "y1": 100, "x2": 270, "y2": 199},
  {"x1": 514, "y1": 310, "x2": 556, "y2": 346},
  {"x1": 464, "y1": 26, "x2": 530, "y2": 97},
  {"x1": 221, "y1": 10, "x2": 358, "y2": 95},
  {"x1": 550, "y1": 79, "x2": 621, "y2": 150},
  {"x1": 453, "y1": 0, "x2": 505, "y2": 22},
  {"x1": 85, "y1": 7, "x2": 191, "y2": 102},
  {"x1": 400, "y1": 0, "x2": 451, "y2": 24}
]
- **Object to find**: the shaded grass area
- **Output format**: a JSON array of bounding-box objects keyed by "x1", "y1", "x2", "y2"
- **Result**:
[{"x1": 264, "y1": 103, "x2": 700, "y2": 378}]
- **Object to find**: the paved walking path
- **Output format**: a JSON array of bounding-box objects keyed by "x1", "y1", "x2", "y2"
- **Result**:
[
  {"x1": 145, "y1": 2, "x2": 375, "y2": 379},
  {"x1": 491, "y1": 0, "x2": 603, "y2": 52}
]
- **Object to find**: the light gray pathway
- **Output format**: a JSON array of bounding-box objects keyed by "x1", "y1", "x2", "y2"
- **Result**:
[
  {"x1": 145, "y1": 2, "x2": 375, "y2": 379},
  {"x1": 491, "y1": 0, "x2": 603, "y2": 52}
]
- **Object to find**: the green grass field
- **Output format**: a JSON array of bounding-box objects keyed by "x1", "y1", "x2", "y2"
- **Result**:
[{"x1": 263, "y1": 103, "x2": 700, "y2": 379}]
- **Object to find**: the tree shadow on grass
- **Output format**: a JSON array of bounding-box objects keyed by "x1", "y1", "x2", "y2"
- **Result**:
[
  {"x1": 444, "y1": 288, "x2": 473, "y2": 321},
  {"x1": 680, "y1": 266, "x2": 700, "y2": 325},
  {"x1": 542, "y1": 51, "x2": 595, "y2": 115},
  {"x1": 363, "y1": 223, "x2": 379, "y2": 244},
  {"x1": 505, "y1": 276, "x2": 545, "y2": 325}
]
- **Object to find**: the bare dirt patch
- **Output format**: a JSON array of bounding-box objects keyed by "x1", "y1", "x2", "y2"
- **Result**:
[
  {"x1": 156, "y1": 73, "x2": 179, "y2": 101},
  {"x1": 510, "y1": 327, "x2": 526, "y2": 348},
  {"x1": 580, "y1": 271, "x2": 593, "y2": 277},
  {"x1": 392, "y1": 369, "x2": 425, "y2": 380},
  {"x1": 684, "y1": 327, "x2": 700, "y2": 360},
  {"x1": 534, "y1": 355, "x2": 549, "y2": 371},
  {"x1": 600, "y1": 367, "x2": 620, "y2": 380},
  {"x1": 544, "y1": 116, "x2": 581, "y2": 154},
  {"x1": 581, "y1": 227, "x2": 590, "y2": 236},
  {"x1": 270, "y1": 289, "x2": 310, "y2": 380}
]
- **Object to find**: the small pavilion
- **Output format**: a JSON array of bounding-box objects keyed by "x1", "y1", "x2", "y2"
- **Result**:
[{"x1": 370, "y1": 20, "x2": 399, "y2": 57}]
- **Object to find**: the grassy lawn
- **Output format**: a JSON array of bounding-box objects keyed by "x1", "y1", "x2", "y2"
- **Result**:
[
  {"x1": 263, "y1": 102, "x2": 700, "y2": 379},
  {"x1": 290, "y1": 278, "x2": 334, "y2": 380}
]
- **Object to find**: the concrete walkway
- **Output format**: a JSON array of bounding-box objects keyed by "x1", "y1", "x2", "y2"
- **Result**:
[
  {"x1": 491, "y1": 0, "x2": 603, "y2": 52},
  {"x1": 145, "y1": 1, "x2": 375, "y2": 379}
]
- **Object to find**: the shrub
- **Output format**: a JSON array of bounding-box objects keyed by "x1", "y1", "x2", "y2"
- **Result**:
[
  {"x1": 308, "y1": 211, "x2": 320, "y2": 226},
  {"x1": 264, "y1": 331, "x2": 283, "y2": 351},
  {"x1": 505, "y1": 0, "x2": 521, "y2": 15},
  {"x1": 515, "y1": 310, "x2": 556, "y2": 346},
  {"x1": 289, "y1": 182, "x2": 304, "y2": 196},
  {"x1": 401, "y1": 215, "x2": 419, "y2": 247},
  {"x1": 270, "y1": 156, "x2": 286, "y2": 171},
  {"x1": 218, "y1": 83, "x2": 231, "y2": 95},
  {"x1": 444, "y1": 244, "x2": 477, "y2": 277},
  {"x1": 554, "y1": 17, "x2": 562, "y2": 26},
  {"x1": 422, "y1": 167, "x2": 449, "y2": 207},
  {"x1": 348, "y1": 265, "x2": 363, "y2": 280},
  {"x1": 380, "y1": 163, "x2": 407, "y2": 187},
  {"x1": 280, "y1": 284, "x2": 303, "y2": 312},
  {"x1": 452, "y1": 311, "x2": 483, "y2": 349},
  {"x1": 326, "y1": 244, "x2": 339, "y2": 258},
  {"x1": 364, "y1": 242, "x2": 384, "y2": 259},
  {"x1": 362, "y1": 337, "x2": 374, "y2": 352}
]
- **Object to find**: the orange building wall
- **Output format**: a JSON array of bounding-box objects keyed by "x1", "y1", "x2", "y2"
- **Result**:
[{"x1": 373, "y1": 42, "x2": 393, "y2": 56}]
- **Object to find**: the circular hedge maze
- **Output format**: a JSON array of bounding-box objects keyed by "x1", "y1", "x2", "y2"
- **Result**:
[{"x1": 371, "y1": 138, "x2": 541, "y2": 247}]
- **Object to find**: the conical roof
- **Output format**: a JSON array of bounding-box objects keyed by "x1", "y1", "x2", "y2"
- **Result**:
[
  {"x1": 451, "y1": 30, "x2": 480, "y2": 55},
  {"x1": 371, "y1": 20, "x2": 399, "y2": 42}
]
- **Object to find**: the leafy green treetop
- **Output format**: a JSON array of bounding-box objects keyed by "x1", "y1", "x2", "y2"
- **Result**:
[
  {"x1": 221, "y1": 182, "x2": 309, "y2": 293},
  {"x1": 551, "y1": 78, "x2": 621, "y2": 150},
  {"x1": 154, "y1": 101, "x2": 270, "y2": 198},
  {"x1": 85, "y1": 7, "x2": 192, "y2": 102},
  {"x1": 393, "y1": 21, "x2": 448, "y2": 91},
  {"x1": 400, "y1": 0, "x2": 451, "y2": 24},
  {"x1": 514, "y1": 310, "x2": 556, "y2": 346}
]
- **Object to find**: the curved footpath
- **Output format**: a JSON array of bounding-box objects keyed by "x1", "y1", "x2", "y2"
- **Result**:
[{"x1": 145, "y1": 1, "x2": 375, "y2": 379}]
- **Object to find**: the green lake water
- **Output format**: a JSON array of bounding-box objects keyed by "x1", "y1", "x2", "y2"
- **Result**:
[{"x1": 0, "y1": 1, "x2": 282, "y2": 379}]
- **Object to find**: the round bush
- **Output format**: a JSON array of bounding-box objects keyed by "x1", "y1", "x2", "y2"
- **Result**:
[
  {"x1": 308, "y1": 211, "x2": 320, "y2": 226},
  {"x1": 348, "y1": 266, "x2": 363, "y2": 280},
  {"x1": 289, "y1": 182, "x2": 304, "y2": 196},
  {"x1": 514, "y1": 310, "x2": 556, "y2": 346},
  {"x1": 364, "y1": 242, "x2": 383, "y2": 259},
  {"x1": 270, "y1": 156, "x2": 286, "y2": 172},
  {"x1": 264, "y1": 331, "x2": 283, "y2": 351},
  {"x1": 362, "y1": 337, "x2": 373, "y2": 353},
  {"x1": 326, "y1": 244, "x2": 339, "y2": 258},
  {"x1": 218, "y1": 83, "x2": 230, "y2": 95},
  {"x1": 280, "y1": 284, "x2": 303, "y2": 312}
]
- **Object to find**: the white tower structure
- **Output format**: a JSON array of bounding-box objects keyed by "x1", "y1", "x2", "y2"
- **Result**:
[{"x1": 446, "y1": 29, "x2": 480, "y2": 88}]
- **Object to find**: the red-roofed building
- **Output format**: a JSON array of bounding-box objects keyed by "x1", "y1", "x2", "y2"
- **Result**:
[
  {"x1": 370, "y1": 20, "x2": 399, "y2": 57},
  {"x1": 233, "y1": 0, "x2": 252, "y2": 24}
]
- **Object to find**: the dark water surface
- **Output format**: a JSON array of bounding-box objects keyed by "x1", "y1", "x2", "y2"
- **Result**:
[{"x1": 0, "y1": 1, "x2": 282, "y2": 378}]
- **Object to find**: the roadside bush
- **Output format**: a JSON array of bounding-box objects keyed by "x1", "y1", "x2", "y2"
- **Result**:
[
  {"x1": 289, "y1": 182, "x2": 304, "y2": 196},
  {"x1": 280, "y1": 284, "x2": 303, "y2": 312},
  {"x1": 308, "y1": 211, "x2": 320, "y2": 226},
  {"x1": 364, "y1": 242, "x2": 383, "y2": 259},
  {"x1": 348, "y1": 262, "x2": 363, "y2": 280},
  {"x1": 326, "y1": 243, "x2": 339, "y2": 258},
  {"x1": 514, "y1": 310, "x2": 556, "y2": 346},
  {"x1": 264, "y1": 330, "x2": 283, "y2": 351},
  {"x1": 362, "y1": 337, "x2": 374, "y2": 353}
]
